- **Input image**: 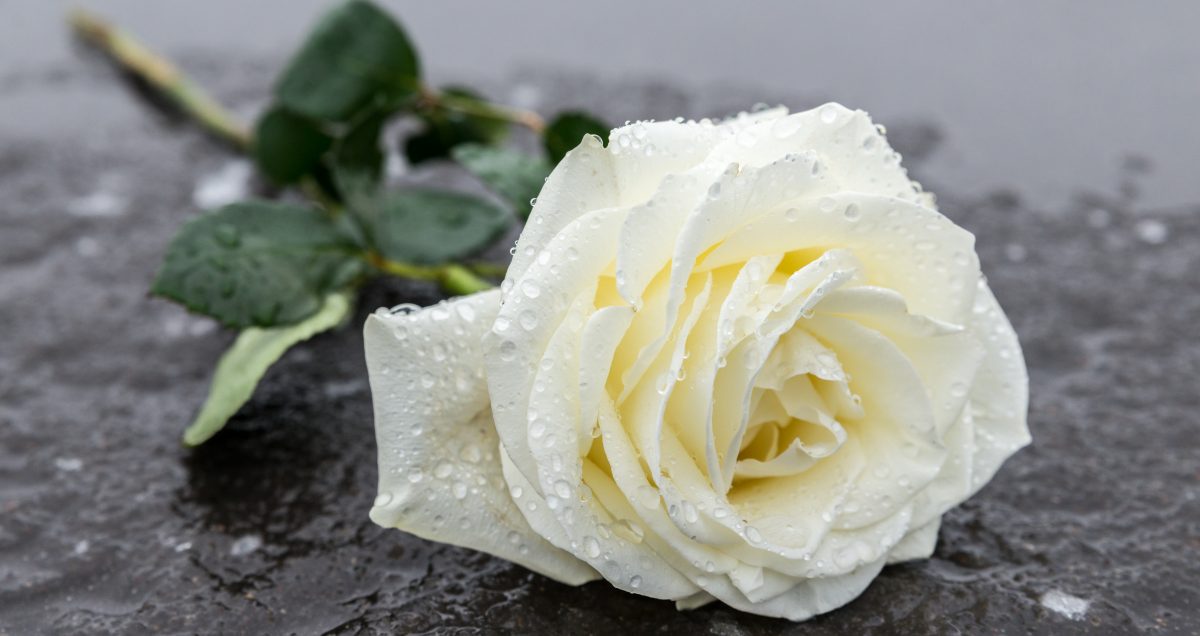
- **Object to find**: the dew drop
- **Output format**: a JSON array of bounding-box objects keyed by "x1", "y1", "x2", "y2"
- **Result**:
[
  {"x1": 498, "y1": 340, "x2": 517, "y2": 361},
  {"x1": 583, "y1": 535, "x2": 601, "y2": 559},
  {"x1": 460, "y1": 444, "x2": 482, "y2": 463},
  {"x1": 519, "y1": 310, "x2": 539, "y2": 331},
  {"x1": 682, "y1": 500, "x2": 699, "y2": 524},
  {"x1": 636, "y1": 485, "x2": 660, "y2": 509}
]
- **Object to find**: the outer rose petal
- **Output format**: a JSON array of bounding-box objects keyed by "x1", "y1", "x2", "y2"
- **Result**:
[{"x1": 365, "y1": 290, "x2": 596, "y2": 585}]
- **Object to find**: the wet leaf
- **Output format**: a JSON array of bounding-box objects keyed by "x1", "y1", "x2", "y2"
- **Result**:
[
  {"x1": 182, "y1": 292, "x2": 352, "y2": 446},
  {"x1": 452, "y1": 144, "x2": 550, "y2": 219},
  {"x1": 369, "y1": 189, "x2": 511, "y2": 264},
  {"x1": 274, "y1": 0, "x2": 420, "y2": 123},
  {"x1": 252, "y1": 106, "x2": 333, "y2": 184},
  {"x1": 331, "y1": 107, "x2": 389, "y2": 185},
  {"x1": 152, "y1": 201, "x2": 365, "y2": 328}
]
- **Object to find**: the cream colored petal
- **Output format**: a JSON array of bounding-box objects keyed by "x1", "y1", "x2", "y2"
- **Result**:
[
  {"x1": 710, "y1": 103, "x2": 927, "y2": 207},
  {"x1": 699, "y1": 193, "x2": 979, "y2": 326},
  {"x1": 518, "y1": 290, "x2": 701, "y2": 599},
  {"x1": 621, "y1": 274, "x2": 713, "y2": 478},
  {"x1": 615, "y1": 163, "x2": 726, "y2": 307},
  {"x1": 608, "y1": 119, "x2": 729, "y2": 206},
  {"x1": 887, "y1": 519, "x2": 941, "y2": 563},
  {"x1": 819, "y1": 285, "x2": 985, "y2": 437},
  {"x1": 365, "y1": 291, "x2": 596, "y2": 585},
  {"x1": 964, "y1": 280, "x2": 1031, "y2": 493},
  {"x1": 487, "y1": 206, "x2": 627, "y2": 489},
  {"x1": 909, "y1": 406, "x2": 976, "y2": 527},
  {"x1": 577, "y1": 305, "x2": 635, "y2": 455},
  {"x1": 713, "y1": 557, "x2": 887, "y2": 621},
  {"x1": 626, "y1": 154, "x2": 829, "y2": 419},
  {"x1": 506, "y1": 135, "x2": 618, "y2": 288},
  {"x1": 803, "y1": 315, "x2": 946, "y2": 530},
  {"x1": 598, "y1": 397, "x2": 739, "y2": 577}
]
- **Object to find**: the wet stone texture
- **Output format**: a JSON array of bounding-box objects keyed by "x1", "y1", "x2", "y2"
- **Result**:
[{"x1": 2, "y1": 51, "x2": 1198, "y2": 636}]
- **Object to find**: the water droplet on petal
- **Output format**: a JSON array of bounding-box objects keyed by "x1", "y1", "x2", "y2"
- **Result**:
[
  {"x1": 583, "y1": 535, "x2": 601, "y2": 559},
  {"x1": 636, "y1": 485, "x2": 660, "y2": 509}
]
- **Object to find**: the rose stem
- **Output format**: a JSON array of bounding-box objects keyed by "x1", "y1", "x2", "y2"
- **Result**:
[
  {"x1": 67, "y1": 8, "x2": 496, "y2": 297},
  {"x1": 421, "y1": 86, "x2": 547, "y2": 134}
]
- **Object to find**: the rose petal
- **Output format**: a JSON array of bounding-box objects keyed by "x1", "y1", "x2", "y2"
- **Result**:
[
  {"x1": 365, "y1": 291, "x2": 596, "y2": 585},
  {"x1": 699, "y1": 193, "x2": 979, "y2": 326},
  {"x1": 964, "y1": 280, "x2": 1031, "y2": 492},
  {"x1": 506, "y1": 135, "x2": 618, "y2": 289},
  {"x1": 887, "y1": 519, "x2": 941, "y2": 563},
  {"x1": 488, "y1": 206, "x2": 628, "y2": 488}
]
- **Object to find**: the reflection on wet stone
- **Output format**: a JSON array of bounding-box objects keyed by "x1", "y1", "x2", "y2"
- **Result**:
[{"x1": 0, "y1": 49, "x2": 1197, "y2": 635}]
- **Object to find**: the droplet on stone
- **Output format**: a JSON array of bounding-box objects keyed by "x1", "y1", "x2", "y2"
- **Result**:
[{"x1": 1135, "y1": 219, "x2": 1168, "y2": 245}]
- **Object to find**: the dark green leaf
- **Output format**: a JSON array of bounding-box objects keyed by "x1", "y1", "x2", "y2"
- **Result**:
[
  {"x1": 152, "y1": 201, "x2": 366, "y2": 328},
  {"x1": 182, "y1": 292, "x2": 353, "y2": 446},
  {"x1": 544, "y1": 111, "x2": 609, "y2": 163},
  {"x1": 274, "y1": 0, "x2": 420, "y2": 123},
  {"x1": 371, "y1": 190, "x2": 511, "y2": 264},
  {"x1": 452, "y1": 144, "x2": 551, "y2": 219},
  {"x1": 331, "y1": 108, "x2": 389, "y2": 184},
  {"x1": 252, "y1": 106, "x2": 333, "y2": 184},
  {"x1": 405, "y1": 87, "x2": 509, "y2": 165}
]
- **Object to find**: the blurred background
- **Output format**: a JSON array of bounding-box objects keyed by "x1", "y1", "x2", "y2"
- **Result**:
[
  {"x1": 2, "y1": 2, "x2": 1197, "y2": 634},
  {"x1": 4, "y1": 1, "x2": 1200, "y2": 208}
]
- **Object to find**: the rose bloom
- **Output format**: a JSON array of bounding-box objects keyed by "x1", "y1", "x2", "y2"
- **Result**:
[{"x1": 364, "y1": 103, "x2": 1029, "y2": 620}]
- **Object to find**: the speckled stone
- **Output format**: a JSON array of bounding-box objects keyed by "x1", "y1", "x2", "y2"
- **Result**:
[{"x1": 1, "y1": 48, "x2": 1197, "y2": 636}]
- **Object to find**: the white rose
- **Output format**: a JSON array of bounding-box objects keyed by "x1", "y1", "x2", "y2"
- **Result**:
[{"x1": 364, "y1": 103, "x2": 1029, "y2": 620}]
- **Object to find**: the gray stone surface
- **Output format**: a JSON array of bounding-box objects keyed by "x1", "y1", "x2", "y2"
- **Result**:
[{"x1": 2, "y1": 36, "x2": 1198, "y2": 636}]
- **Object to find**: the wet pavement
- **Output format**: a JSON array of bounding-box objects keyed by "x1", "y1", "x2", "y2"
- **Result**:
[{"x1": 2, "y1": 7, "x2": 1199, "y2": 636}]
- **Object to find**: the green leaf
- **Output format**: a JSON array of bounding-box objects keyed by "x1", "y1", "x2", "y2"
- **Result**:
[
  {"x1": 405, "y1": 87, "x2": 509, "y2": 165},
  {"x1": 452, "y1": 144, "x2": 551, "y2": 219},
  {"x1": 544, "y1": 111, "x2": 609, "y2": 163},
  {"x1": 152, "y1": 201, "x2": 365, "y2": 328},
  {"x1": 370, "y1": 189, "x2": 511, "y2": 264},
  {"x1": 274, "y1": 0, "x2": 420, "y2": 123},
  {"x1": 252, "y1": 106, "x2": 333, "y2": 184},
  {"x1": 332, "y1": 108, "x2": 388, "y2": 182},
  {"x1": 182, "y1": 292, "x2": 352, "y2": 446}
]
